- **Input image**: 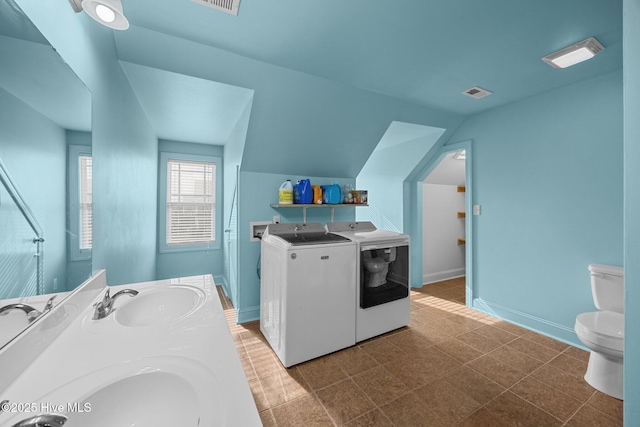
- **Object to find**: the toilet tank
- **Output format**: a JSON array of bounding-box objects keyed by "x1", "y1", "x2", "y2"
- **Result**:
[{"x1": 589, "y1": 264, "x2": 624, "y2": 313}]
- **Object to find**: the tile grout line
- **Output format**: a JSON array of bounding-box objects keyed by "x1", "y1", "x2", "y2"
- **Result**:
[
  {"x1": 225, "y1": 280, "x2": 620, "y2": 427},
  {"x1": 488, "y1": 345, "x2": 595, "y2": 425},
  {"x1": 292, "y1": 362, "x2": 344, "y2": 426},
  {"x1": 451, "y1": 323, "x2": 584, "y2": 425},
  {"x1": 559, "y1": 390, "x2": 598, "y2": 427}
]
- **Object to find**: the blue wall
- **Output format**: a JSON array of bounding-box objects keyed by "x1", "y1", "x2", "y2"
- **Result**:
[
  {"x1": 448, "y1": 70, "x2": 623, "y2": 345},
  {"x1": 222, "y1": 99, "x2": 253, "y2": 304},
  {"x1": 624, "y1": 0, "x2": 640, "y2": 416},
  {"x1": 357, "y1": 129, "x2": 445, "y2": 232},
  {"x1": 236, "y1": 172, "x2": 357, "y2": 322},
  {"x1": 17, "y1": 0, "x2": 159, "y2": 287},
  {"x1": 0, "y1": 88, "x2": 66, "y2": 297},
  {"x1": 13, "y1": 0, "x2": 637, "y2": 407},
  {"x1": 113, "y1": 26, "x2": 466, "y2": 180},
  {"x1": 110, "y1": 26, "x2": 466, "y2": 321},
  {"x1": 90, "y1": 59, "x2": 157, "y2": 286}
]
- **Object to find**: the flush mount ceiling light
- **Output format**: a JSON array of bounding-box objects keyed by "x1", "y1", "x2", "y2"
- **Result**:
[
  {"x1": 68, "y1": 0, "x2": 129, "y2": 30},
  {"x1": 542, "y1": 37, "x2": 604, "y2": 69}
]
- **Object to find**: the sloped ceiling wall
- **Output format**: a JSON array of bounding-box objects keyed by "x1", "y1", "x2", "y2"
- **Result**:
[
  {"x1": 120, "y1": 0, "x2": 622, "y2": 116},
  {"x1": 120, "y1": 61, "x2": 253, "y2": 145},
  {"x1": 114, "y1": 26, "x2": 466, "y2": 178}
]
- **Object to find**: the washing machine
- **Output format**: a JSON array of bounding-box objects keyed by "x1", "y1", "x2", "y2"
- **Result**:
[
  {"x1": 326, "y1": 221, "x2": 410, "y2": 342},
  {"x1": 260, "y1": 223, "x2": 356, "y2": 367}
]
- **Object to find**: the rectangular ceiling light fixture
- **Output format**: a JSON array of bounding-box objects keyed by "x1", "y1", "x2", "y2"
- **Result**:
[{"x1": 542, "y1": 37, "x2": 604, "y2": 69}]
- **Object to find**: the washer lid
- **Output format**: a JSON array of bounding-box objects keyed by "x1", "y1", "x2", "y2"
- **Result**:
[
  {"x1": 276, "y1": 232, "x2": 351, "y2": 246},
  {"x1": 576, "y1": 311, "x2": 624, "y2": 340},
  {"x1": 326, "y1": 221, "x2": 377, "y2": 233}
]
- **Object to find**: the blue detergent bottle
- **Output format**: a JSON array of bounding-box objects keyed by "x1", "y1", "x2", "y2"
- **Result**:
[{"x1": 295, "y1": 179, "x2": 312, "y2": 204}]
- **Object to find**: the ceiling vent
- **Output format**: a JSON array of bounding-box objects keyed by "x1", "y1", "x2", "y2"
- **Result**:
[
  {"x1": 191, "y1": 0, "x2": 240, "y2": 15},
  {"x1": 462, "y1": 86, "x2": 493, "y2": 100}
]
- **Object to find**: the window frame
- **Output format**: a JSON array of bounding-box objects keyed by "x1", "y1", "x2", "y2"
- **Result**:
[
  {"x1": 68, "y1": 144, "x2": 92, "y2": 261},
  {"x1": 159, "y1": 152, "x2": 222, "y2": 253}
]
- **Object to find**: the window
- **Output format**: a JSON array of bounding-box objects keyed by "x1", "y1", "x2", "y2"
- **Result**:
[
  {"x1": 167, "y1": 159, "x2": 215, "y2": 245},
  {"x1": 68, "y1": 145, "x2": 92, "y2": 261},
  {"x1": 159, "y1": 152, "x2": 222, "y2": 252},
  {"x1": 79, "y1": 154, "x2": 93, "y2": 249}
]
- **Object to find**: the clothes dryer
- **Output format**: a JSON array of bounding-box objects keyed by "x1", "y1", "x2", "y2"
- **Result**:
[{"x1": 326, "y1": 222, "x2": 410, "y2": 342}]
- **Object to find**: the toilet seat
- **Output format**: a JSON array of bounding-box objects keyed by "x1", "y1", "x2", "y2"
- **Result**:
[{"x1": 575, "y1": 311, "x2": 624, "y2": 352}]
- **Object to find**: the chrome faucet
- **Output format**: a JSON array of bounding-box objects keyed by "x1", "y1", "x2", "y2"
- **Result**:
[
  {"x1": 10, "y1": 414, "x2": 67, "y2": 427},
  {"x1": 92, "y1": 288, "x2": 138, "y2": 320},
  {"x1": 0, "y1": 295, "x2": 56, "y2": 323}
]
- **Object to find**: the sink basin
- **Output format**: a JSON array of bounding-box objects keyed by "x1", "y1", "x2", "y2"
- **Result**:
[
  {"x1": 114, "y1": 286, "x2": 205, "y2": 327},
  {"x1": 2, "y1": 275, "x2": 262, "y2": 427},
  {"x1": 4, "y1": 357, "x2": 221, "y2": 427},
  {"x1": 67, "y1": 372, "x2": 200, "y2": 427}
]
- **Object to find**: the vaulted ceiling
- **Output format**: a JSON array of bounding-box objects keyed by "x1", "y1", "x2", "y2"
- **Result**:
[
  {"x1": 3, "y1": 0, "x2": 624, "y2": 152},
  {"x1": 118, "y1": 0, "x2": 622, "y2": 116}
]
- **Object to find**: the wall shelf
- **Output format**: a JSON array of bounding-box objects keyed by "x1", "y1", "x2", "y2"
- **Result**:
[{"x1": 270, "y1": 203, "x2": 368, "y2": 223}]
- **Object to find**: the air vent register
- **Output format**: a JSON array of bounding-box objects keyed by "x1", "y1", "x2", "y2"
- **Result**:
[{"x1": 191, "y1": 0, "x2": 240, "y2": 16}]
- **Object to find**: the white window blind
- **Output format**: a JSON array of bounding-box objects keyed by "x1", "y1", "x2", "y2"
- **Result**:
[
  {"x1": 79, "y1": 155, "x2": 92, "y2": 249},
  {"x1": 166, "y1": 159, "x2": 216, "y2": 246}
]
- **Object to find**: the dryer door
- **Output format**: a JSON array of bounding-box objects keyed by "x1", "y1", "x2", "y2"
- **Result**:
[{"x1": 360, "y1": 243, "x2": 409, "y2": 309}]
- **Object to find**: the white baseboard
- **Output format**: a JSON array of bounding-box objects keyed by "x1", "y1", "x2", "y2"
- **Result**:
[
  {"x1": 214, "y1": 275, "x2": 231, "y2": 300},
  {"x1": 237, "y1": 305, "x2": 260, "y2": 324},
  {"x1": 422, "y1": 268, "x2": 466, "y2": 285},
  {"x1": 471, "y1": 297, "x2": 585, "y2": 349}
]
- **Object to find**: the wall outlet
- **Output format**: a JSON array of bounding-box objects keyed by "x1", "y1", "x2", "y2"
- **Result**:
[
  {"x1": 273, "y1": 215, "x2": 280, "y2": 224},
  {"x1": 473, "y1": 205, "x2": 481, "y2": 215}
]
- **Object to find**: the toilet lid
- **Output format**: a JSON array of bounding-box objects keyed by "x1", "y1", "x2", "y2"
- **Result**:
[{"x1": 575, "y1": 311, "x2": 624, "y2": 351}]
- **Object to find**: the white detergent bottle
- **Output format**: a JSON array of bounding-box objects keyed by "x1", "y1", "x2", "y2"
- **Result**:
[{"x1": 279, "y1": 180, "x2": 293, "y2": 204}]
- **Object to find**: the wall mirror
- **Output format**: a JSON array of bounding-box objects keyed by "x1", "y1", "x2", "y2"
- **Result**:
[{"x1": 0, "y1": 0, "x2": 92, "y2": 347}]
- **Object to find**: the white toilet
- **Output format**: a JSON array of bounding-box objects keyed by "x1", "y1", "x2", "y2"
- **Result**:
[
  {"x1": 574, "y1": 264, "x2": 624, "y2": 400},
  {"x1": 363, "y1": 247, "x2": 396, "y2": 288}
]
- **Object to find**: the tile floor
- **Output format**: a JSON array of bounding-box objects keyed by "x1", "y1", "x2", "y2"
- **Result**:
[{"x1": 217, "y1": 278, "x2": 623, "y2": 426}]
